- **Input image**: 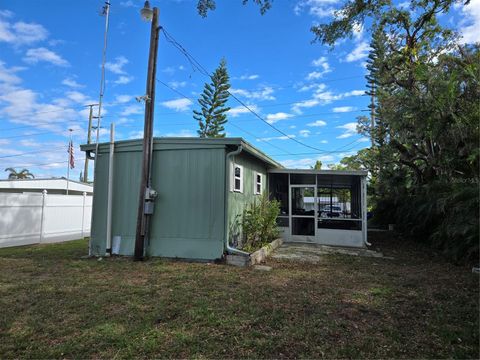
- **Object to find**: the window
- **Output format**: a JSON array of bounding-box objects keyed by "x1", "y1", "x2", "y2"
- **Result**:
[
  {"x1": 233, "y1": 164, "x2": 243, "y2": 193},
  {"x1": 254, "y1": 172, "x2": 262, "y2": 195}
]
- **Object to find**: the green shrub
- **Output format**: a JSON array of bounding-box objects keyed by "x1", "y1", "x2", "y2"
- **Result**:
[{"x1": 241, "y1": 194, "x2": 280, "y2": 253}]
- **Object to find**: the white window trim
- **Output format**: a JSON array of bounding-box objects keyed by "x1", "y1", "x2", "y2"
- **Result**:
[
  {"x1": 254, "y1": 172, "x2": 263, "y2": 195},
  {"x1": 232, "y1": 163, "x2": 243, "y2": 193}
]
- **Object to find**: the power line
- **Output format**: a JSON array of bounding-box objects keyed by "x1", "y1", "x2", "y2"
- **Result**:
[
  {"x1": 160, "y1": 27, "x2": 366, "y2": 154},
  {"x1": 0, "y1": 131, "x2": 56, "y2": 140},
  {"x1": 156, "y1": 79, "x2": 293, "y2": 155},
  {"x1": 1, "y1": 158, "x2": 87, "y2": 169},
  {"x1": 0, "y1": 146, "x2": 66, "y2": 160}
]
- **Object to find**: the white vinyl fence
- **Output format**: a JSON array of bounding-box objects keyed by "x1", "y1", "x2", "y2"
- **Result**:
[{"x1": 0, "y1": 191, "x2": 92, "y2": 248}]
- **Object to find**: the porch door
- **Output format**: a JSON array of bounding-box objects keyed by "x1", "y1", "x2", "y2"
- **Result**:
[{"x1": 290, "y1": 186, "x2": 316, "y2": 237}]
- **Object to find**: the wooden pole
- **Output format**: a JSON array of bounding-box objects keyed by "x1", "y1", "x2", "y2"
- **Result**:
[
  {"x1": 84, "y1": 104, "x2": 95, "y2": 183},
  {"x1": 134, "y1": 7, "x2": 160, "y2": 260}
]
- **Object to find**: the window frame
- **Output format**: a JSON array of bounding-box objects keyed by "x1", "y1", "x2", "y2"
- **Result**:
[
  {"x1": 232, "y1": 163, "x2": 243, "y2": 193},
  {"x1": 254, "y1": 172, "x2": 263, "y2": 195}
]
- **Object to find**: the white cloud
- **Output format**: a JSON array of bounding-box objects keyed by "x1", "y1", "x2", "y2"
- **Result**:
[
  {"x1": 306, "y1": 71, "x2": 324, "y2": 81},
  {"x1": 292, "y1": 99, "x2": 320, "y2": 113},
  {"x1": 120, "y1": 0, "x2": 136, "y2": 7},
  {"x1": 161, "y1": 98, "x2": 192, "y2": 112},
  {"x1": 23, "y1": 47, "x2": 69, "y2": 67},
  {"x1": 0, "y1": 16, "x2": 48, "y2": 45},
  {"x1": 333, "y1": 106, "x2": 356, "y2": 113},
  {"x1": 459, "y1": 0, "x2": 480, "y2": 44},
  {"x1": 228, "y1": 104, "x2": 260, "y2": 117},
  {"x1": 0, "y1": 61, "x2": 23, "y2": 85},
  {"x1": 343, "y1": 90, "x2": 364, "y2": 96},
  {"x1": 293, "y1": 84, "x2": 363, "y2": 113},
  {"x1": 281, "y1": 155, "x2": 335, "y2": 169},
  {"x1": 105, "y1": 56, "x2": 128, "y2": 74},
  {"x1": 257, "y1": 135, "x2": 295, "y2": 142},
  {"x1": 238, "y1": 74, "x2": 259, "y2": 80},
  {"x1": 114, "y1": 75, "x2": 133, "y2": 85},
  {"x1": 62, "y1": 78, "x2": 84, "y2": 88},
  {"x1": 265, "y1": 112, "x2": 292, "y2": 124},
  {"x1": 307, "y1": 120, "x2": 327, "y2": 127},
  {"x1": 66, "y1": 91, "x2": 91, "y2": 104},
  {"x1": 294, "y1": 0, "x2": 339, "y2": 18},
  {"x1": 345, "y1": 41, "x2": 370, "y2": 62},
  {"x1": 229, "y1": 86, "x2": 275, "y2": 101},
  {"x1": 121, "y1": 104, "x2": 143, "y2": 116},
  {"x1": 163, "y1": 129, "x2": 196, "y2": 137},
  {"x1": 320, "y1": 140, "x2": 328, "y2": 144},
  {"x1": 168, "y1": 81, "x2": 187, "y2": 89},
  {"x1": 336, "y1": 122, "x2": 358, "y2": 138},
  {"x1": 115, "y1": 94, "x2": 133, "y2": 103},
  {"x1": 308, "y1": 56, "x2": 331, "y2": 79},
  {"x1": 299, "y1": 129, "x2": 311, "y2": 137}
]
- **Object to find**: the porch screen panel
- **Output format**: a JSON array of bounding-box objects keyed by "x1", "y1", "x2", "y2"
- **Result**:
[
  {"x1": 269, "y1": 173, "x2": 289, "y2": 227},
  {"x1": 317, "y1": 175, "x2": 362, "y2": 231}
]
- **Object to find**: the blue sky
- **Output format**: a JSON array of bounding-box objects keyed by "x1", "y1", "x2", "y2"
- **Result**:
[{"x1": 0, "y1": 0, "x2": 478, "y2": 179}]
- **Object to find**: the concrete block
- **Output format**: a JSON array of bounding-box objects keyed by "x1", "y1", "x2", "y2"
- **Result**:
[{"x1": 226, "y1": 254, "x2": 250, "y2": 267}]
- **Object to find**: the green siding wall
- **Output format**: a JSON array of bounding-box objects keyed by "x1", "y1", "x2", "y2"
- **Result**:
[
  {"x1": 89, "y1": 143, "x2": 225, "y2": 260},
  {"x1": 227, "y1": 152, "x2": 269, "y2": 246},
  {"x1": 148, "y1": 148, "x2": 225, "y2": 259}
]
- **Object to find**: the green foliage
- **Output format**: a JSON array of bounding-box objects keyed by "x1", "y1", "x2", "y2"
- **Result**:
[
  {"x1": 311, "y1": 0, "x2": 463, "y2": 46},
  {"x1": 311, "y1": 160, "x2": 322, "y2": 170},
  {"x1": 197, "y1": 0, "x2": 272, "y2": 17},
  {"x1": 317, "y1": 1, "x2": 479, "y2": 261},
  {"x1": 4, "y1": 167, "x2": 34, "y2": 179},
  {"x1": 241, "y1": 194, "x2": 280, "y2": 252},
  {"x1": 193, "y1": 59, "x2": 231, "y2": 138}
]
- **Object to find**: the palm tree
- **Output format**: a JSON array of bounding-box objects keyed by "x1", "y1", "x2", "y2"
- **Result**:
[{"x1": 4, "y1": 168, "x2": 35, "y2": 179}]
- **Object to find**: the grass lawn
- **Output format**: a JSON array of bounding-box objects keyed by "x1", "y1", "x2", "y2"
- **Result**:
[{"x1": 0, "y1": 232, "x2": 478, "y2": 359}]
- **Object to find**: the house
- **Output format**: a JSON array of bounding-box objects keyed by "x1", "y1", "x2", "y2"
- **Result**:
[
  {"x1": 81, "y1": 137, "x2": 368, "y2": 260},
  {"x1": 0, "y1": 178, "x2": 93, "y2": 196}
]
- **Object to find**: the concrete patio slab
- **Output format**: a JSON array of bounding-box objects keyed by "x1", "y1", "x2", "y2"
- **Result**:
[{"x1": 271, "y1": 243, "x2": 383, "y2": 264}]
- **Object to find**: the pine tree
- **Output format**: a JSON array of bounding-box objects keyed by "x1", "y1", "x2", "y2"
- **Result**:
[{"x1": 193, "y1": 59, "x2": 231, "y2": 138}]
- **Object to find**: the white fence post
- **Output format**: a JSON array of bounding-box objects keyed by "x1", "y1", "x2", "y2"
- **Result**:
[
  {"x1": 81, "y1": 191, "x2": 87, "y2": 239},
  {"x1": 39, "y1": 189, "x2": 47, "y2": 243}
]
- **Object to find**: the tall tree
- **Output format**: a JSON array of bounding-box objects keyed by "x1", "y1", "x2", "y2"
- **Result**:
[
  {"x1": 311, "y1": 160, "x2": 322, "y2": 170},
  {"x1": 4, "y1": 168, "x2": 34, "y2": 179},
  {"x1": 193, "y1": 59, "x2": 231, "y2": 138}
]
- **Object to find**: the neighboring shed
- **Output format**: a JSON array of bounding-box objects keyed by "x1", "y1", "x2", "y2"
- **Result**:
[
  {"x1": 0, "y1": 178, "x2": 93, "y2": 196},
  {"x1": 81, "y1": 137, "x2": 281, "y2": 260}
]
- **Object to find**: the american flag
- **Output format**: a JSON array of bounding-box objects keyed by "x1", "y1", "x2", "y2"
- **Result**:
[{"x1": 68, "y1": 140, "x2": 75, "y2": 169}]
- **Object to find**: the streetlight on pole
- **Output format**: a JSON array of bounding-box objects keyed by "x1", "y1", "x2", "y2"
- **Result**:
[{"x1": 134, "y1": 1, "x2": 160, "y2": 260}]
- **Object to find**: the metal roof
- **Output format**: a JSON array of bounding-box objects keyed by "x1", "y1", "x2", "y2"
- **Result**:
[
  {"x1": 268, "y1": 168, "x2": 368, "y2": 176},
  {"x1": 81, "y1": 137, "x2": 283, "y2": 169}
]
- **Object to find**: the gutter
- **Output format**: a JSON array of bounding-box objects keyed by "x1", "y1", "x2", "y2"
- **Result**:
[{"x1": 224, "y1": 145, "x2": 250, "y2": 257}]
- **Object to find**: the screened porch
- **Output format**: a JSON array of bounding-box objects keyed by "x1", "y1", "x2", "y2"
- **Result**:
[{"x1": 268, "y1": 169, "x2": 368, "y2": 248}]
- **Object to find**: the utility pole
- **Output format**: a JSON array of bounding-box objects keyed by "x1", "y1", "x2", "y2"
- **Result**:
[
  {"x1": 84, "y1": 104, "x2": 98, "y2": 183},
  {"x1": 134, "y1": 3, "x2": 160, "y2": 260},
  {"x1": 66, "y1": 128, "x2": 74, "y2": 195}
]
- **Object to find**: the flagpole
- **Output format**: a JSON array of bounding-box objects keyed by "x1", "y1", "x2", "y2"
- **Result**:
[{"x1": 67, "y1": 129, "x2": 73, "y2": 195}]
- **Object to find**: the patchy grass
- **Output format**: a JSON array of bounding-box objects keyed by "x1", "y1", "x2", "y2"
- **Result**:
[{"x1": 0, "y1": 233, "x2": 478, "y2": 359}]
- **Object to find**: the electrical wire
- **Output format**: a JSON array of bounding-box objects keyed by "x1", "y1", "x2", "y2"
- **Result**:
[
  {"x1": 160, "y1": 26, "x2": 366, "y2": 154},
  {"x1": 0, "y1": 146, "x2": 66, "y2": 160}
]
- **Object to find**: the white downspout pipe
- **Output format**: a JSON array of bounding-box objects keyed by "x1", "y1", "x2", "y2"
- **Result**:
[
  {"x1": 105, "y1": 123, "x2": 115, "y2": 254},
  {"x1": 225, "y1": 145, "x2": 250, "y2": 256}
]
